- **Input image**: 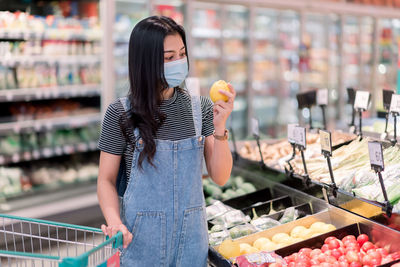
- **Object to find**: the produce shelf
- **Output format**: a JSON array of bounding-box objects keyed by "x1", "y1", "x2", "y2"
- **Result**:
[
  {"x1": 0, "y1": 84, "x2": 101, "y2": 102},
  {"x1": 0, "y1": 113, "x2": 101, "y2": 134},
  {"x1": 0, "y1": 141, "x2": 98, "y2": 166}
]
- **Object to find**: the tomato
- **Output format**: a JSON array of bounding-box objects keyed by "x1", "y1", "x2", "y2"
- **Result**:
[
  {"x1": 339, "y1": 247, "x2": 346, "y2": 255},
  {"x1": 389, "y1": 251, "x2": 400, "y2": 260},
  {"x1": 269, "y1": 264, "x2": 282, "y2": 267},
  {"x1": 339, "y1": 255, "x2": 348, "y2": 262},
  {"x1": 310, "y1": 259, "x2": 319, "y2": 265},
  {"x1": 332, "y1": 248, "x2": 343, "y2": 259},
  {"x1": 376, "y1": 248, "x2": 388, "y2": 257},
  {"x1": 356, "y1": 234, "x2": 369, "y2": 246},
  {"x1": 342, "y1": 235, "x2": 357, "y2": 243},
  {"x1": 333, "y1": 262, "x2": 341, "y2": 267},
  {"x1": 299, "y1": 248, "x2": 312, "y2": 258},
  {"x1": 367, "y1": 250, "x2": 381, "y2": 261},
  {"x1": 324, "y1": 250, "x2": 333, "y2": 257},
  {"x1": 321, "y1": 244, "x2": 330, "y2": 253},
  {"x1": 326, "y1": 256, "x2": 337, "y2": 264},
  {"x1": 310, "y1": 248, "x2": 322, "y2": 258},
  {"x1": 345, "y1": 243, "x2": 360, "y2": 253},
  {"x1": 288, "y1": 262, "x2": 296, "y2": 267},
  {"x1": 362, "y1": 254, "x2": 372, "y2": 265},
  {"x1": 320, "y1": 263, "x2": 331, "y2": 267},
  {"x1": 325, "y1": 236, "x2": 337, "y2": 244},
  {"x1": 317, "y1": 253, "x2": 327, "y2": 263},
  {"x1": 339, "y1": 262, "x2": 349, "y2": 267},
  {"x1": 297, "y1": 253, "x2": 310, "y2": 262},
  {"x1": 329, "y1": 239, "x2": 341, "y2": 250},
  {"x1": 345, "y1": 241, "x2": 360, "y2": 249},
  {"x1": 361, "y1": 242, "x2": 375, "y2": 252},
  {"x1": 346, "y1": 251, "x2": 360, "y2": 263},
  {"x1": 349, "y1": 262, "x2": 362, "y2": 267},
  {"x1": 370, "y1": 258, "x2": 381, "y2": 266},
  {"x1": 294, "y1": 261, "x2": 311, "y2": 267},
  {"x1": 284, "y1": 256, "x2": 292, "y2": 263}
]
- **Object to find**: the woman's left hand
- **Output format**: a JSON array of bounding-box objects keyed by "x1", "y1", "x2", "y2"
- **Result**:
[{"x1": 213, "y1": 84, "x2": 236, "y2": 133}]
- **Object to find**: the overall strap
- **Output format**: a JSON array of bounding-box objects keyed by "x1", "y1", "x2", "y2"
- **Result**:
[
  {"x1": 119, "y1": 96, "x2": 140, "y2": 138},
  {"x1": 191, "y1": 95, "x2": 202, "y2": 136}
]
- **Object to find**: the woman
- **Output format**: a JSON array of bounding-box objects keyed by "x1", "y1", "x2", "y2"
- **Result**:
[{"x1": 97, "y1": 16, "x2": 235, "y2": 266}]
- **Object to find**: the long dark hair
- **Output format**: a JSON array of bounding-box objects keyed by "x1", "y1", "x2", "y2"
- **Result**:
[{"x1": 121, "y1": 16, "x2": 188, "y2": 168}]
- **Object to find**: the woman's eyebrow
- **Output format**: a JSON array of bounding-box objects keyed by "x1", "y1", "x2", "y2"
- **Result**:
[{"x1": 164, "y1": 46, "x2": 185, "y2": 53}]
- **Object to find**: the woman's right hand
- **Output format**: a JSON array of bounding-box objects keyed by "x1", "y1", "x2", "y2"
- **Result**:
[{"x1": 101, "y1": 223, "x2": 133, "y2": 249}]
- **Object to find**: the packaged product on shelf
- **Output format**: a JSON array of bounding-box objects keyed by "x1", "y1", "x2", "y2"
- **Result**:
[
  {"x1": 0, "y1": 167, "x2": 23, "y2": 196},
  {"x1": 206, "y1": 201, "x2": 233, "y2": 220},
  {"x1": 0, "y1": 134, "x2": 20, "y2": 155},
  {"x1": 229, "y1": 224, "x2": 257, "y2": 239},
  {"x1": 250, "y1": 215, "x2": 281, "y2": 231},
  {"x1": 235, "y1": 251, "x2": 286, "y2": 267}
]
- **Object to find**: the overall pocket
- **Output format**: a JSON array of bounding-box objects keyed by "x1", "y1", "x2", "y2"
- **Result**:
[
  {"x1": 176, "y1": 206, "x2": 208, "y2": 267},
  {"x1": 121, "y1": 211, "x2": 166, "y2": 267}
]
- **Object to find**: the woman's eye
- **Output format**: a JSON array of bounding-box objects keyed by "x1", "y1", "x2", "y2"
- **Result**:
[
  {"x1": 180, "y1": 52, "x2": 186, "y2": 57},
  {"x1": 165, "y1": 56, "x2": 174, "y2": 60}
]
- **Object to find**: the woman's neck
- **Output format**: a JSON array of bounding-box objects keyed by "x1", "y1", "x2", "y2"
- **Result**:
[{"x1": 162, "y1": 87, "x2": 175, "y2": 100}]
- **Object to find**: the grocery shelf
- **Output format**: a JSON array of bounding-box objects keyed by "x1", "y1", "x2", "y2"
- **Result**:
[
  {"x1": 0, "y1": 113, "x2": 101, "y2": 134},
  {"x1": 0, "y1": 84, "x2": 101, "y2": 102},
  {"x1": 0, "y1": 141, "x2": 98, "y2": 166},
  {"x1": 0, "y1": 30, "x2": 101, "y2": 42},
  {"x1": 192, "y1": 28, "x2": 222, "y2": 39},
  {"x1": 0, "y1": 55, "x2": 101, "y2": 67}
]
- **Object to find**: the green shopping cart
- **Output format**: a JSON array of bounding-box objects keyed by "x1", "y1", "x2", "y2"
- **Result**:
[{"x1": 0, "y1": 214, "x2": 123, "y2": 267}]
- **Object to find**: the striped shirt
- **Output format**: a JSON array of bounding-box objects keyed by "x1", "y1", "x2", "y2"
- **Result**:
[{"x1": 98, "y1": 88, "x2": 214, "y2": 179}]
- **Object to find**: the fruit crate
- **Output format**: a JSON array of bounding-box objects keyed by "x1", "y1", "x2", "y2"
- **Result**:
[{"x1": 208, "y1": 207, "x2": 361, "y2": 267}]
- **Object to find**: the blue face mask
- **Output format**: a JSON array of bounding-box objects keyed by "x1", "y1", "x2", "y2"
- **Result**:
[{"x1": 164, "y1": 57, "x2": 188, "y2": 88}]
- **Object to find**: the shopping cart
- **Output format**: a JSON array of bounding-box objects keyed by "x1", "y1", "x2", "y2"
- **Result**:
[{"x1": 0, "y1": 214, "x2": 123, "y2": 267}]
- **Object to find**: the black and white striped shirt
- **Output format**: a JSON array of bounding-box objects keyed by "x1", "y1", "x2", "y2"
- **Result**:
[{"x1": 98, "y1": 88, "x2": 214, "y2": 178}]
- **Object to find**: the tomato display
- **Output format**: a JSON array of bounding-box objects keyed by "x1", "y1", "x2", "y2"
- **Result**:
[{"x1": 282, "y1": 234, "x2": 400, "y2": 267}]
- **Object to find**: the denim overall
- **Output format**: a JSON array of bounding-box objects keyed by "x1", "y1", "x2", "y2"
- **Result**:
[{"x1": 118, "y1": 95, "x2": 208, "y2": 267}]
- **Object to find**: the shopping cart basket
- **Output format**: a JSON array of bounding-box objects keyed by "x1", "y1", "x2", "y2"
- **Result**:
[{"x1": 0, "y1": 214, "x2": 123, "y2": 267}]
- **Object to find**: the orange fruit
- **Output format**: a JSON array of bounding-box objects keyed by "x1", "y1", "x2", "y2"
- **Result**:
[{"x1": 210, "y1": 80, "x2": 230, "y2": 103}]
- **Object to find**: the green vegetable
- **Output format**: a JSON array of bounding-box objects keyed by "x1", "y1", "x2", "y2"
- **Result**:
[
  {"x1": 235, "y1": 188, "x2": 246, "y2": 197},
  {"x1": 241, "y1": 183, "x2": 256, "y2": 193}
]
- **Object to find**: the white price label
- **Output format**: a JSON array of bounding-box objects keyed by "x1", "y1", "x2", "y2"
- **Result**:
[
  {"x1": 252, "y1": 118, "x2": 259, "y2": 137},
  {"x1": 390, "y1": 94, "x2": 400, "y2": 114},
  {"x1": 319, "y1": 130, "x2": 332, "y2": 155},
  {"x1": 368, "y1": 141, "x2": 384, "y2": 170},
  {"x1": 354, "y1": 91, "x2": 370, "y2": 110},
  {"x1": 317, "y1": 88, "x2": 329, "y2": 106},
  {"x1": 287, "y1": 124, "x2": 298, "y2": 144},
  {"x1": 294, "y1": 126, "x2": 306, "y2": 148}
]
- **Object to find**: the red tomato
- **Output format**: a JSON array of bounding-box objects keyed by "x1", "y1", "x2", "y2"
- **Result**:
[
  {"x1": 321, "y1": 244, "x2": 330, "y2": 253},
  {"x1": 310, "y1": 248, "x2": 322, "y2": 258},
  {"x1": 329, "y1": 239, "x2": 341, "y2": 250},
  {"x1": 345, "y1": 244, "x2": 360, "y2": 253},
  {"x1": 332, "y1": 262, "x2": 341, "y2": 267},
  {"x1": 299, "y1": 248, "x2": 313, "y2": 258},
  {"x1": 326, "y1": 256, "x2": 337, "y2": 264},
  {"x1": 310, "y1": 259, "x2": 319, "y2": 265},
  {"x1": 356, "y1": 234, "x2": 369, "y2": 246},
  {"x1": 339, "y1": 247, "x2": 346, "y2": 255},
  {"x1": 367, "y1": 250, "x2": 381, "y2": 261},
  {"x1": 342, "y1": 235, "x2": 357, "y2": 243},
  {"x1": 325, "y1": 236, "x2": 337, "y2": 244},
  {"x1": 339, "y1": 262, "x2": 349, "y2": 267},
  {"x1": 389, "y1": 251, "x2": 400, "y2": 260},
  {"x1": 362, "y1": 254, "x2": 372, "y2": 265},
  {"x1": 349, "y1": 262, "x2": 362, "y2": 267},
  {"x1": 346, "y1": 251, "x2": 360, "y2": 263},
  {"x1": 325, "y1": 250, "x2": 333, "y2": 257},
  {"x1": 288, "y1": 262, "x2": 296, "y2": 267},
  {"x1": 317, "y1": 253, "x2": 327, "y2": 263},
  {"x1": 269, "y1": 263, "x2": 282, "y2": 267},
  {"x1": 294, "y1": 261, "x2": 311, "y2": 267},
  {"x1": 332, "y1": 248, "x2": 343, "y2": 259},
  {"x1": 376, "y1": 248, "x2": 388, "y2": 257},
  {"x1": 361, "y1": 242, "x2": 375, "y2": 252},
  {"x1": 345, "y1": 241, "x2": 360, "y2": 249},
  {"x1": 338, "y1": 255, "x2": 348, "y2": 262},
  {"x1": 320, "y1": 263, "x2": 331, "y2": 267},
  {"x1": 297, "y1": 253, "x2": 310, "y2": 262},
  {"x1": 284, "y1": 256, "x2": 292, "y2": 263}
]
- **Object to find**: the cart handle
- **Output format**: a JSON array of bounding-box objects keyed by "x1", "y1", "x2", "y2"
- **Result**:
[
  {"x1": 59, "y1": 231, "x2": 123, "y2": 267},
  {"x1": 0, "y1": 213, "x2": 102, "y2": 233}
]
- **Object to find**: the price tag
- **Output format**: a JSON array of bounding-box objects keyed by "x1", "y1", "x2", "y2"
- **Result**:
[
  {"x1": 390, "y1": 94, "x2": 400, "y2": 114},
  {"x1": 368, "y1": 141, "x2": 384, "y2": 171},
  {"x1": 319, "y1": 130, "x2": 332, "y2": 156},
  {"x1": 383, "y1": 89, "x2": 394, "y2": 110},
  {"x1": 287, "y1": 124, "x2": 298, "y2": 144},
  {"x1": 252, "y1": 117, "x2": 260, "y2": 138},
  {"x1": 294, "y1": 126, "x2": 306, "y2": 149},
  {"x1": 354, "y1": 91, "x2": 370, "y2": 110},
  {"x1": 317, "y1": 88, "x2": 329, "y2": 106}
]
